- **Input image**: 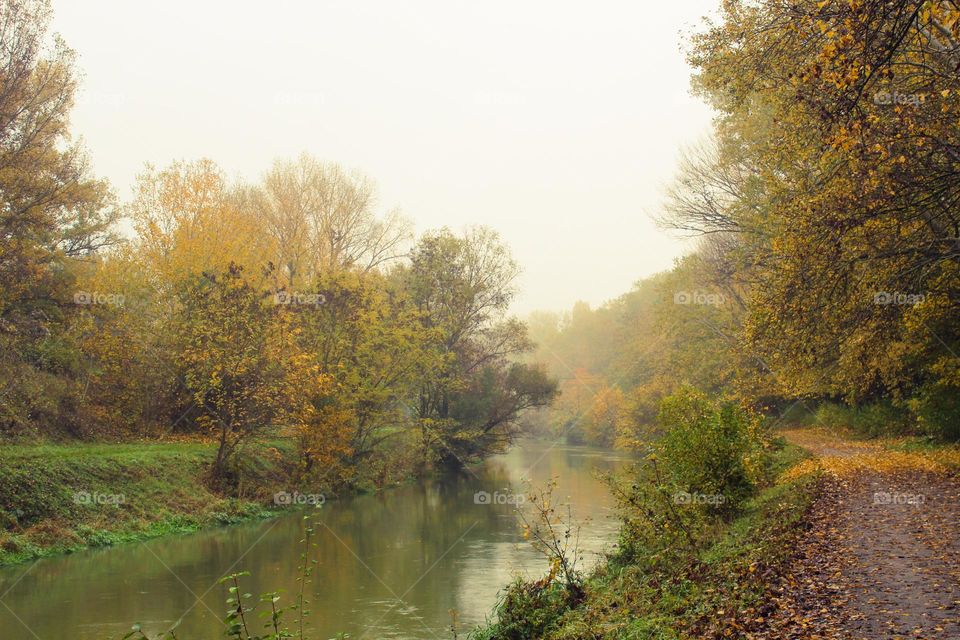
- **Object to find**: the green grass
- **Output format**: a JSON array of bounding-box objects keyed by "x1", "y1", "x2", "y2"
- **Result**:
[
  {"x1": 0, "y1": 440, "x2": 293, "y2": 566},
  {"x1": 766, "y1": 435, "x2": 811, "y2": 474},
  {"x1": 883, "y1": 434, "x2": 952, "y2": 452},
  {"x1": 0, "y1": 441, "x2": 214, "y2": 459}
]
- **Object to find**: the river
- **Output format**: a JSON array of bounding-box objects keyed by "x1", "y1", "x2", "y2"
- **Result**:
[{"x1": 0, "y1": 441, "x2": 631, "y2": 639}]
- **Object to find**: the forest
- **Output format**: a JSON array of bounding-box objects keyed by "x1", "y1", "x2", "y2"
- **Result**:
[
  {"x1": 0, "y1": 0, "x2": 558, "y2": 490},
  {"x1": 528, "y1": 0, "x2": 960, "y2": 448},
  {"x1": 1, "y1": 0, "x2": 960, "y2": 639}
]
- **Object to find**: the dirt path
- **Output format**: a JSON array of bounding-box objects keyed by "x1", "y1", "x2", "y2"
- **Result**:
[
  {"x1": 780, "y1": 428, "x2": 877, "y2": 459},
  {"x1": 753, "y1": 430, "x2": 960, "y2": 639}
]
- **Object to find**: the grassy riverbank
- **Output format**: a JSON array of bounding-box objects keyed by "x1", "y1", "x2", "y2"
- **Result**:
[
  {"x1": 473, "y1": 440, "x2": 819, "y2": 639},
  {"x1": 0, "y1": 440, "x2": 299, "y2": 566},
  {"x1": 472, "y1": 428, "x2": 960, "y2": 640}
]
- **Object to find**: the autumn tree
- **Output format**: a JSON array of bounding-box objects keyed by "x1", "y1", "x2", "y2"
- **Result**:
[
  {"x1": 253, "y1": 154, "x2": 411, "y2": 287},
  {"x1": 581, "y1": 386, "x2": 626, "y2": 449},
  {"x1": 647, "y1": 0, "x2": 960, "y2": 437},
  {"x1": 407, "y1": 227, "x2": 557, "y2": 467},
  {"x1": 0, "y1": 0, "x2": 117, "y2": 436},
  {"x1": 287, "y1": 268, "x2": 430, "y2": 485},
  {"x1": 178, "y1": 264, "x2": 330, "y2": 484},
  {"x1": 128, "y1": 160, "x2": 270, "y2": 286}
]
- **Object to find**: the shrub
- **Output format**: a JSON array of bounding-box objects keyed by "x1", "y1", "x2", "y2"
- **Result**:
[
  {"x1": 910, "y1": 383, "x2": 960, "y2": 441},
  {"x1": 656, "y1": 387, "x2": 768, "y2": 515},
  {"x1": 812, "y1": 401, "x2": 914, "y2": 438},
  {"x1": 855, "y1": 402, "x2": 913, "y2": 437},
  {"x1": 606, "y1": 388, "x2": 769, "y2": 573},
  {"x1": 608, "y1": 464, "x2": 709, "y2": 571},
  {"x1": 475, "y1": 578, "x2": 572, "y2": 640},
  {"x1": 811, "y1": 403, "x2": 851, "y2": 432}
]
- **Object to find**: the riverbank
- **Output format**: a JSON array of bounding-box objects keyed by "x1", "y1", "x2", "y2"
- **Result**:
[
  {"x1": 0, "y1": 440, "x2": 301, "y2": 566},
  {"x1": 0, "y1": 440, "x2": 627, "y2": 639},
  {"x1": 472, "y1": 431, "x2": 960, "y2": 639},
  {"x1": 470, "y1": 438, "x2": 816, "y2": 639}
]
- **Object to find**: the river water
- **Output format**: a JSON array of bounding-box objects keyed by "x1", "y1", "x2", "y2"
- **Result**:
[{"x1": 0, "y1": 441, "x2": 631, "y2": 639}]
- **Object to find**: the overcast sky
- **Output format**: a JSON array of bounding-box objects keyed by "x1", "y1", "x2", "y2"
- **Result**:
[{"x1": 53, "y1": 0, "x2": 717, "y2": 314}]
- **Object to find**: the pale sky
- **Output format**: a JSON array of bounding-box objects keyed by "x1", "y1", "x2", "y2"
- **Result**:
[{"x1": 53, "y1": 0, "x2": 716, "y2": 313}]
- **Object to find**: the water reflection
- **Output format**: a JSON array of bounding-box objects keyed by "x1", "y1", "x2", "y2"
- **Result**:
[{"x1": 0, "y1": 441, "x2": 631, "y2": 639}]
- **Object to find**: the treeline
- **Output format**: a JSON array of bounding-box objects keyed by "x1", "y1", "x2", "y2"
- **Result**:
[
  {"x1": 481, "y1": 3, "x2": 960, "y2": 636},
  {"x1": 0, "y1": 0, "x2": 556, "y2": 490},
  {"x1": 528, "y1": 0, "x2": 960, "y2": 446},
  {"x1": 525, "y1": 263, "x2": 755, "y2": 448}
]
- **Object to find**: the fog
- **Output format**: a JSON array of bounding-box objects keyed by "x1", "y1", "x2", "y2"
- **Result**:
[{"x1": 54, "y1": 0, "x2": 716, "y2": 312}]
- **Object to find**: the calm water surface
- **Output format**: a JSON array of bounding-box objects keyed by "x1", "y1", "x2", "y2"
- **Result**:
[{"x1": 0, "y1": 441, "x2": 631, "y2": 639}]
